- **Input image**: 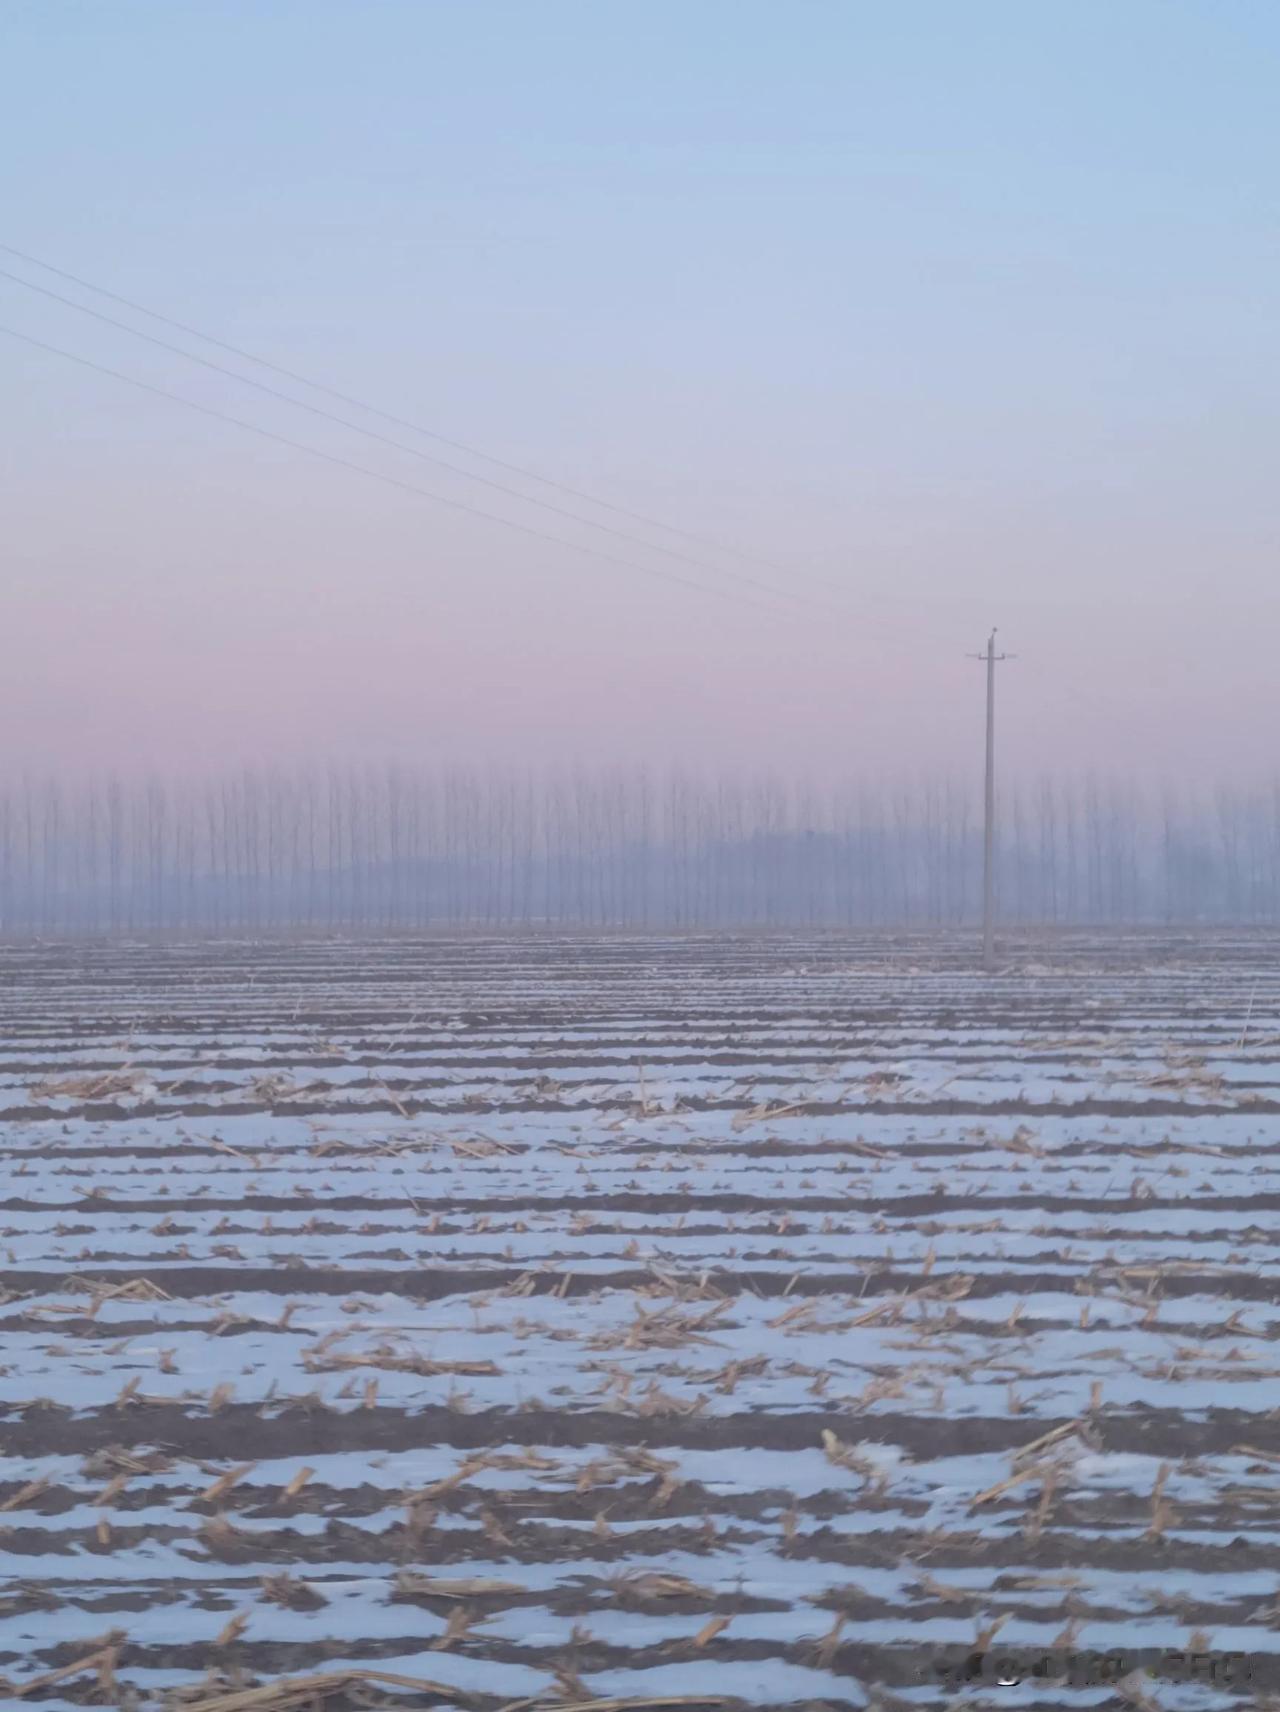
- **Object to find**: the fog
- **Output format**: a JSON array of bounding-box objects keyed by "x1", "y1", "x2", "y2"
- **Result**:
[{"x1": 3, "y1": 765, "x2": 1276, "y2": 933}]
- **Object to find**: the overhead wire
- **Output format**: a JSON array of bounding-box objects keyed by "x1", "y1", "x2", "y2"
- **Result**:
[
  {"x1": 0, "y1": 321, "x2": 791, "y2": 612},
  {"x1": 0, "y1": 262, "x2": 818, "y2": 610},
  {"x1": 1, "y1": 241, "x2": 969, "y2": 652},
  {"x1": 0, "y1": 239, "x2": 827, "y2": 592}
]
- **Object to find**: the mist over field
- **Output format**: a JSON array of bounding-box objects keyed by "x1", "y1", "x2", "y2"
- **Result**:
[{"x1": 3, "y1": 765, "x2": 1280, "y2": 933}]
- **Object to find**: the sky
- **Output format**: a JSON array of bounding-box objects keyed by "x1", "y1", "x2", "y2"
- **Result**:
[{"x1": 2, "y1": 0, "x2": 1278, "y2": 787}]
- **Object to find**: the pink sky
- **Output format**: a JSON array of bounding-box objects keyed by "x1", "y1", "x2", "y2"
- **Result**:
[
  {"x1": 4, "y1": 474, "x2": 1269, "y2": 788},
  {"x1": 4, "y1": 3, "x2": 1277, "y2": 790}
]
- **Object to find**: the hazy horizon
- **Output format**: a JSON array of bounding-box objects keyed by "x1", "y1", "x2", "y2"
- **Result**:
[
  {"x1": 4, "y1": 761, "x2": 1278, "y2": 934},
  {"x1": 5, "y1": 1, "x2": 1278, "y2": 785}
]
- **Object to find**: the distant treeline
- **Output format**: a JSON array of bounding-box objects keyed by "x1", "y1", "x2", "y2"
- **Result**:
[{"x1": 0, "y1": 766, "x2": 1276, "y2": 934}]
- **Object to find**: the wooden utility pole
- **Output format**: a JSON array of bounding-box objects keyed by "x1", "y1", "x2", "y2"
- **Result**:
[{"x1": 968, "y1": 630, "x2": 1013, "y2": 972}]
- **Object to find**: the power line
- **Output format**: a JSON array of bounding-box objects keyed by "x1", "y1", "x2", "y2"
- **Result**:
[
  {"x1": 4, "y1": 317, "x2": 956, "y2": 652},
  {"x1": 1, "y1": 244, "x2": 969, "y2": 651},
  {"x1": 0, "y1": 241, "x2": 970, "y2": 634},
  {"x1": 1, "y1": 321, "x2": 792, "y2": 612},
  {"x1": 0, "y1": 262, "x2": 817, "y2": 610},
  {"x1": 0, "y1": 239, "x2": 822, "y2": 591}
]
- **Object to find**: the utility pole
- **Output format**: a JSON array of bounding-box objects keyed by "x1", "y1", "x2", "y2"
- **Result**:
[{"x1": 967, "y1": 630, "x2": 1014, "y2": 972}]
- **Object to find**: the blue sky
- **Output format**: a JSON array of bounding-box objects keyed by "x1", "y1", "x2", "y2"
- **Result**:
[{"x1": 2, "y1": 2, "x2": 1278, "y2": 780}]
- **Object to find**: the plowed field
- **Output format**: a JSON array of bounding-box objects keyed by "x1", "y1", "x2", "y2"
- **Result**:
[{"x1": 0, "y1": 933, "x2": 1277, "y2": 1710}]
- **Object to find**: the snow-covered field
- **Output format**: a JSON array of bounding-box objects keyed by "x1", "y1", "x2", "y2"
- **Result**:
[{"x1": 0, "y1": 931, "x2": 1277, "y2": 1710}]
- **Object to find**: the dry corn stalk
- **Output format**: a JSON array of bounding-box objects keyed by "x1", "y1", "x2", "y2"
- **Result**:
[
  {"x1": 7, "y1": 1629, "x2": 126, "y2": 1699},
  {"x1": 1023, "y1": 1464, "x2": 1060, "y2": 1541},
  {"x1": 430, "y1": 1605, "x2": 486, "y2": 1650},
  {"x1": 970, "y1": 1456, "x2": 1062, "y2": 1510},
  {"x1": 820, "y1": 1430, "x2": 898, "y2": 1493},
  {"x1": 260, "y1": 1572, "x2": 326, "y2": 1611},
  {"x1": 847, "y1": 1273, "x2": 974, "y2": 1328},
  {"x1": 1147, "y1": 1461, "x2": 1176, "y2": 1538},
  {"x1": 280, "y1": 1466, "x2": 314, "y2": 1500},
  {"x1": 304, "y1": 1346, "x2": 499, "y2": 1377},
  {"x1": 812, "y1": 1611, "x2": 846, "y2": 1669},
  {"x1": 30, "y1": 1070, "x2": 146, "y2": 1101},
  {"x1": 394, "y1": 1571, "x2": 521, "y2": 1598},
  {"x1": 607, "y1": 1569, "x2": 711, "y2": 1602},
  {"x1": 731, "y1": 1099, "x2": 808, "y2": 1129},
  {"x1": 0, "y1": 1478, "x2": 49, "y2": 1512},
  {"x1": 914, "y1": 1570, "x2": 973, "y2": 1605},
  {"x1": 213, "y1": 1612, "x2": 250, "y2": 1647},
  {"x1": 201, "y1": 1463, "x2": 257, "y2": 1505},
  {"x1": 1012, "y1": 1419, "x2": 1085, "y2": 1463},
  {"x1": 974, "y1": 1612, "x2": 1009, "y2": 1650},
  {"x1": 159, "y1": 1667, "x2": 464, "y2": 1710}
]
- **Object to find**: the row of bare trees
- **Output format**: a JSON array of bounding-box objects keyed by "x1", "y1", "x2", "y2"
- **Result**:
[{"x1": 0, "y1": 765, "x2": 1275, "y2": 934}]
